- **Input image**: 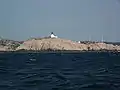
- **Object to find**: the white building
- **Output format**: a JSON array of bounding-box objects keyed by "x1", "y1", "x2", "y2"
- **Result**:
[
  {"x1": 78, "y1": 41, "x2": 81, "y2": 43},
  {"x1": 50, "y1": 32, "x2": 58, "y2": 38}
]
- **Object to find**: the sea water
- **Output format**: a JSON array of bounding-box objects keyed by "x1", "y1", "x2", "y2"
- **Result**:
[{"x1": 0, "y1": 52, "x2": 120, "y2": 90}]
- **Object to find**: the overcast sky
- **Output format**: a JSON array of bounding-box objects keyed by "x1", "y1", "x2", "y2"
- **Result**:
[{"x1": 0, "y1": 0, "x2": 120, "y2": 42}]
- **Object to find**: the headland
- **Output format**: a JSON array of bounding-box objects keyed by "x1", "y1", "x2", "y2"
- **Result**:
[{"x1": 0, "y1": 37, "x2": 120, "y2": 52}]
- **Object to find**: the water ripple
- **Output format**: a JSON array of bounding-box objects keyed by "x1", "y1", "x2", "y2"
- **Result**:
[{"x1": 0, "y1": 52, "x2": 120, "y2": 90}]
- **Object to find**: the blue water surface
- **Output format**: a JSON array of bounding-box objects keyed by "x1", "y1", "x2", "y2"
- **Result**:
[{"x1": 0, "y1": 52, "x2": 120, "y2": 90}]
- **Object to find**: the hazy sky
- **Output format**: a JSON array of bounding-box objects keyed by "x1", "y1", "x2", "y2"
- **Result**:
[{"x1": 0, "y1": 0, "x2": 120, "y2": 42}]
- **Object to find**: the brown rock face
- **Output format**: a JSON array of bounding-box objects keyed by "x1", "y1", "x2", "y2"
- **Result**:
[
  {"x1": 16, "y1": 38, "x2": 88, "y2": 51},
  {"x1": 0, "y1": 46, "x2": 7, "y2": 51},
  {"x1": 0, "y1": 39, "x2": 22, "y2": 51},
  {"x1": 0, "y1": 38, "x2": 120, "y2": 51},
  {"x1": 16, "y1": 38, "x2": 120, "y2": 51}
]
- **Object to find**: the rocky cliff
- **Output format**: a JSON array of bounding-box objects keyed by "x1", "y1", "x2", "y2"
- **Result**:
[
  {"x1": 16, "y1": 38, "x2": 88, "y2": 51},
  {"x1": 0, "y1": 38, "x2": 120, "y2": 51},
  {"x1": 16, "y1": 38, "x2": 120, "y2": 51},
  {"x1": 0, "y1": 39, "x2": 23, "y2": 51}
]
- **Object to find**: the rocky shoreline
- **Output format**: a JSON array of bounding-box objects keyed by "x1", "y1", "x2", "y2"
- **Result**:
[{"x1": 0, "y1": 37, "x2": 120, "y2": 52}]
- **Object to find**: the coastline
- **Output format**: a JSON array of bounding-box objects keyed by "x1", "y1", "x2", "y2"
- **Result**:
[
  {"x1": 0, "y1": 50, "x2": 119, "y2": 54},
  {"x1": 0, "y1": 37, "x2": 120, "y2": 52}
]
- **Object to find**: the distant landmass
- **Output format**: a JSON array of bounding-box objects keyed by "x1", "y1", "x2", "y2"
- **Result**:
[{"x1": 0, "y1": 37, "x2": 120, "y2": 52}]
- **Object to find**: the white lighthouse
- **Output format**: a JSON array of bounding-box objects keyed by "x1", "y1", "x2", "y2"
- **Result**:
[{"x1": 50, "y1": 32, "x2": 58, "y2": 38}]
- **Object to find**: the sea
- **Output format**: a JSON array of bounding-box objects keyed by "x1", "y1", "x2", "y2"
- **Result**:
[{"x1": 0, "y1": 52, "x2": 120, "y2": 90}]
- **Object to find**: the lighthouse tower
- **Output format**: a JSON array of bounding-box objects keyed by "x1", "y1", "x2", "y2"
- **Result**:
[{"x1": 50, "y1": 32, "x2": 58, "y2": 38}]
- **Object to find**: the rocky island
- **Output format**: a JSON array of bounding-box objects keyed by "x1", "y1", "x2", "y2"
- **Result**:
[
  {"x1": 0, "y1": 38, "x2": 23, "y2": 51},
  {"x1": 0, "y1": 36, "x2": 120, "y2": 52}
]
